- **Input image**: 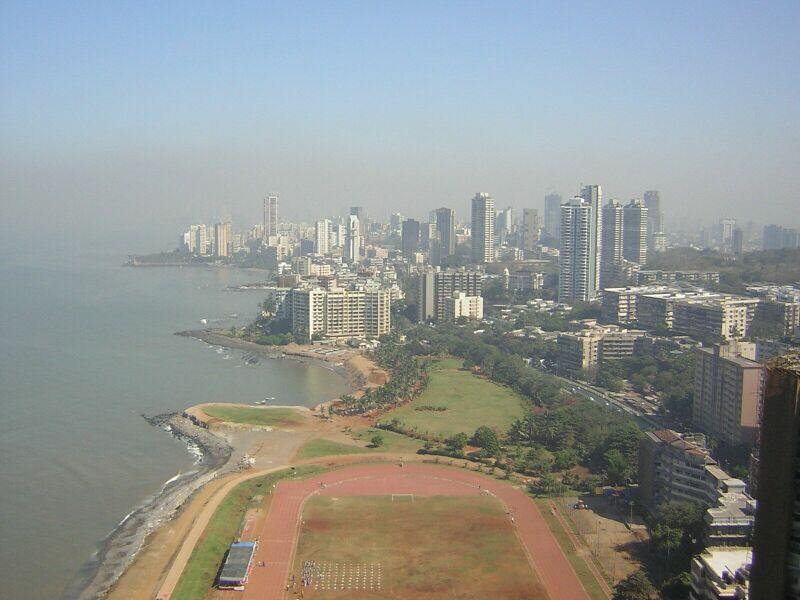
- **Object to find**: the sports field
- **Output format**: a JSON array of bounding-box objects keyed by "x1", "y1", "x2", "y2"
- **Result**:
[
  {"x1": 241, "y1": 463, "x2": 589, "y2": 600},
  {"x1": 292, "y1": 495, "x2": 545, "y2": 599},
  {"x1": 201, "y1": 405, "x2": 306, "y2": 427},
  {"x1": 379, "y1": 358, "x2": 526, "y2": 438}
]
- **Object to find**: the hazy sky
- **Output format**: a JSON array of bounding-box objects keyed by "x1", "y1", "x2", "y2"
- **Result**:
[{"x1": 2, "y1": 2, "x2": 799, "y2": 252}]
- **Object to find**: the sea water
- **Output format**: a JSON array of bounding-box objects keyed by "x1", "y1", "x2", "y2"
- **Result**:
[{"x1": 0, "y1": 254, "x2": 347, "y2": 599}]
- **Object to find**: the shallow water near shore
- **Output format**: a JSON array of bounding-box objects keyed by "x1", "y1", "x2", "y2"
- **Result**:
[{"x1": 0, "y1": 254, "x2": 348, "y2": 600}]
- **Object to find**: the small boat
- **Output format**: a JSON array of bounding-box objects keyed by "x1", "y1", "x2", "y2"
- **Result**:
[
  {"x1": 200, "y1": 318, "x2": 208, "y2": 324},
  {"x1": 265, "y1": 396, "x2": 276, "y2": 401}
]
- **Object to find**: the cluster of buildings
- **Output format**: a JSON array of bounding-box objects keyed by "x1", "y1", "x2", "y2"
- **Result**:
[
  {"x1": 557, "y1": 186, "x2": 665, "y2": 304},
  {"x1": 602, "y1": 283, "x2": 800, "y2": 343}
]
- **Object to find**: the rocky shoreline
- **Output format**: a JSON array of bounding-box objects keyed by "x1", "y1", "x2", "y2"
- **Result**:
[{"x1": 65, "y1": 413, "x2": 232, "y2": 600}]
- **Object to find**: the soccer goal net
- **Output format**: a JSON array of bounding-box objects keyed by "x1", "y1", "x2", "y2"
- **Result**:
[{"x1": 391, "y1": 494, "x2": 414, "y2": 502}]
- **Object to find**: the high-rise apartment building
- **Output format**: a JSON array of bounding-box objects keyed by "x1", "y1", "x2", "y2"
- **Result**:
[
  {"x1": 559, "y1": 198, "x2": 596, "y2": 303},
  {"x1": 471, "y1": 193, "x2": 495, "y2": 264},
  {"x1": 291, "y1": 286, "x2": 390, "y2": 340},
  {"x1": 521, "y1": 208, "x2": 540, "y2": 251},
  {"x1": 579, "y1": 185, "x2": 602, "y2": 293},
  {"x1": 623, "y1": 199, "x2": 648, "y2": 265},
  {"x1": 544, "y1": 193, "x2": 563, "y2": 244},
  {"x1": 263, "y1": 193, "x2": 279, "y2": 238},
  {"x1": 720, "y1": 218, "x2": 736, "y2": 246},
  {"x1": 401, "y1": 219, "x2": 420, "y2": 259},
  {"x1": 350, "y1": 206, "x2": 367, "y2": 242},
  {"x1": 416, "y1": 267, "x2": 483, "y2": 322},
  {"x1": 389, "y1": 213, "x2": 403, "y2": 235},
  {"x1": 194, "y1": 224, "x2": 210, "y2": 256},
  {"x1": 763, "y1": 224, "x2": 800, "y2": 250},
  {"x1": 344, "y1": 215, "x2": 361, "y2": 264},
  {"x1": 750, "y1": 351, "x2": 800, "y2": 599},
  {"x1": 693, "y1": 341, "x2": 764, "y2": 446},
  {"x1": 435, "y1": 207, "x2": 455, "y2": 259},
  {"x1": 314, "y1": 219, "x2": 331, "y2": 255},
  {"x1": 643, "y1": 190, "x2": 663, "y2": 247},
  {"x1": 600, "y1": 200, "x2": 624, "y2": 287},
  {"x1": 213, "y1": 222, "x2": 231, "y2": 258},
  {"x1": 496, "y1": 206, "x2": 514, "y2": 243},
  {"x1": 732, "y1": 227, "x2": 744, "y2": 257}
]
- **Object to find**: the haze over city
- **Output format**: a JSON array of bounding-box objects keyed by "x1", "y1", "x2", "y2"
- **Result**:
[
  {"x1": 3, "y1": 4, "x2": 800, "y2": 600},
  {"x1": 2, "y1": 1, "x2": 799, "y2": 254}
]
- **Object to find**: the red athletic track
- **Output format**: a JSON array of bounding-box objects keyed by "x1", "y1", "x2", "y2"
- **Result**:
[{"x1": 242, "y1": 463, "x2": 589, "y2": 600}]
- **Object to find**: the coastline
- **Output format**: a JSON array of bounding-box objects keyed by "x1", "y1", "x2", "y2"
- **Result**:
[
  {"x1": 176, "y1": 329, "x2": 375, "y2": 394},
  {"x1": 65, "y1": 413, "x2": 232, "y2": 600},
  {"x1": 68, "y1": 331, "x2": 373, "y2": 600}
]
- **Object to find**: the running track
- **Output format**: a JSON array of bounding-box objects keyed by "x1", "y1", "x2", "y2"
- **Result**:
[{"x1": 243, "y1": 463, "x2": 589, "y2": 599}]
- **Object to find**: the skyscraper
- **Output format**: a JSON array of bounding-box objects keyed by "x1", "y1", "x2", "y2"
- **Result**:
[
  {"x1": 314, "y1": 219, "x2": 331, "y2": 255},
  {"x1": 559, "y1": 198, "x2": 596, "y2": 303},
  {"x1": 435, "y1": 207, "x2": 455, "y2": 258},
  {"x1": 600, "y1": 200, "x2": 623, "y2": 287},
  {"x1": 521, "y1": 208, "x2": 540, "y2": 251},
  {"x1": 496, "y1": 206, "x2": 514, "y2": 243},
  {"x1": 471, "y1": 192, "x2": 494, "y2": 264},
  {"x1": 732, "y1": 227, "x2": 744, "y2": 257},
  {"x1": 643, "y1": 190, "x2": 663, "y2": 247},
  {"x1": 344, "y1": 215, "x2": 361, "y2": 264},
  {"x1": 544, "y1": 193, "x2": 563, "y2": 244},
  {"x1": 214, "y1": 222, "x2": 231, "y2": 258},
  {"x1": 350, "y1": 206, "x2": 366, "y2": 243},
  {"x1": 623, "y1": 199, "x2": 648, "y2": 264},
  {"x1": 263, "y1": 193, "x2": 279, "y2": 238},
  {"x1": 389, "y1": 213, "x2": 402, "y2": 236},
  {"x1": 579, "y1": 184, "x2": 602, "y2": 294},
  {"x1": 401, "y1": 219, "x2": 420, "y2": 259},
  {"x1": 750, "y1": 351, "x2": 800, "y2": 599}
]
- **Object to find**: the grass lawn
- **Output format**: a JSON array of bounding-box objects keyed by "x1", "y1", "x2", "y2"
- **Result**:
[
  {"x1": 534, "y1": 499, "x2": 609, "y2": 600},
  {"x1": 170, "y1": 465, "x2": 323, "y2": 600},
  {"x1": 378, "y1": 358, "x2": 526, "y2": 439},
  {"x1": 201, "y1": 405, "x2": 306, "y2": 427},
  {"x1": 295, "y1": 429, "x2": 424, "y2": 460},
  {"x1": 293, "y1": 495, "x2": 545, "y2": 599},
  {"x1": 295, "y1": 438, "x2": 369, "y2": 460}
]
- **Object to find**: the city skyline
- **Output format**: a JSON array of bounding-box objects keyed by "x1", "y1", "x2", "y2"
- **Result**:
[{"x1": 2, "y1": 2, "x2": 800, "y2": 254}]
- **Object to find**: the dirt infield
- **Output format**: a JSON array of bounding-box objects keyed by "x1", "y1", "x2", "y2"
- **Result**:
[{"x1": 242, "y1": 463, "x2": 589, "y2": 600}]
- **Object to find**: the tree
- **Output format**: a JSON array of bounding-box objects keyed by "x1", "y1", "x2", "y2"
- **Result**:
[
  {"x1": 612, "y1": 570, "x2": 656, "y2": 600},
  {"x1": 370, "y1": 434, "x2": 384, "y2": 448},
  {"x1": 596, "y1": 369, "x2": 624, "y2": 392},
  {"x1": 445, "y1": 433, "x2": 469, "y2": 455},
  {"x1": 603, "y1": 448, "x2": 633, "y2": 485},
  {"x1": 471, "y1": 426, "x2": 501, "y2": 456}
]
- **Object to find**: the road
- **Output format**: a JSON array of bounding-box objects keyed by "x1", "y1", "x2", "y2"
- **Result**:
[{"x1": 554, "y1": 375, "x2": 669, "y2": 430}]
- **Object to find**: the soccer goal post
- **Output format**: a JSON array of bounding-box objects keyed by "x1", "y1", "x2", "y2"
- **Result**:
[{"x1": 391, "y1": 494, "x2": 414, "y2": 502}]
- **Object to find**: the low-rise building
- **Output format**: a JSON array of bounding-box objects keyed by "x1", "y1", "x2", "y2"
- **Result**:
[
  {"x1": 443, "y1": 292, "x2": 484, "y2": 321},
  {"x1": 639, "y1": 430, "x2": 756, "y2": 545},
  {"x1": 673, "y1": 296, "x2": 760, "y2": 341},
  {"x1": 556, "y1": 322, "x2": 647, "y2": 373},
  {"x1": 637, "y1": 269, "x2": 720, "y2": 285},
  {"x1": 690, "y1": 547, "x2": 751, "y2": 600}
]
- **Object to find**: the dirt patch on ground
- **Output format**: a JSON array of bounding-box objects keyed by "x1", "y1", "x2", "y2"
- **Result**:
[
  {"x1": 556, "y1": 495, "x2": 648, "y2": 585},
  {"x1": 346, "y1": 353, "x2": 389, "y2": 388},
  {"x1": 295, "y1": 496, "x2": 544, "y2": 600}
]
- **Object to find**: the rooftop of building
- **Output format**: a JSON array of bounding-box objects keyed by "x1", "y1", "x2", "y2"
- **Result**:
[
  {"x1": 694, "y1": 546, "x2": 752, "y2": 581},
  {"x1": 646, "y1": 429, "x2": 714, "y2": 459},
  {"x1": 769, "y1": 350, "x2": 800, "y2": 373}
]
